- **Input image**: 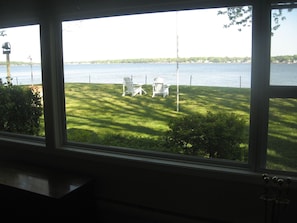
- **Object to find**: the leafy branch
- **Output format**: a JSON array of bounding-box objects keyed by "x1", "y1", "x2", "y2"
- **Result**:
[
  {"x1": 0, "y1": 30, "x2": 6, "y2": 37},
  {"x1": 217, "y1": 6, "x2": 294, "y2": 35},
  {"x1": 217, "y1": 6, "x2": 252, "y2": 32}
]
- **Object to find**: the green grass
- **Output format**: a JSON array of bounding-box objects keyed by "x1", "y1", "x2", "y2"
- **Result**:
[
  {"x1": 267, "y1": 98, "x2": 297, "y2": 172},
  {"x1": 62, "y1": 83, "x2": 296, "y2": 172},
  {"x1": 65, "y1": 83, "x2": 251, "y2": 134}
]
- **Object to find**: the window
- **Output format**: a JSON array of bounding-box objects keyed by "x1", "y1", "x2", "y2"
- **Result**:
[
  {"x1": 0, "y1": 0, "x2": 296, "y2": 177},
  {"x1": 0, "y1": 25, "x2": 44, "y2": 138},
  {"x1": 267, "y1": 4, "x2": 297, "y2": 172},
  {"x1": 62, "y1": 7, "x2": 252, "y2": 163},
  {"x1": 270, "y1": 4, "x2": 297, "y2": 86}
]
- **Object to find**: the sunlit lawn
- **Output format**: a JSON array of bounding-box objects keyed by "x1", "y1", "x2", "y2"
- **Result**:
[
  {"x1": 62, "y1": 83, "x2": 296, "y2": 172},
  {"x1": 267, "y1": 98, "x2": 297, "y2": 172},
  {"x1": 65, "y1": 83, "x2": 250, "y2": 136}
]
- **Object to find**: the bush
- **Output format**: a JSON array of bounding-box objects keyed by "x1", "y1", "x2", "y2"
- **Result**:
[
  {"x1": 0, "y1": 85, "x2": 43, "y2": 135},
  {"x1": 165, "y1": 111, "x2": 246, "y2": 160}
]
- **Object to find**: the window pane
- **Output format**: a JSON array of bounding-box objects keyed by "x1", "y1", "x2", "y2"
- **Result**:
[
  {"x1": 0, "y1": 25, "x2": 44, "y2": 137},
  {"x1": 267, "y1": 98, "x2": 297, "y2": 172},
  {"x1": 270, "y1": 7, "x2": 297, "y2": 86},
  {"x1": 63, "y1": 7, "x2": 251, "y2": 162}
]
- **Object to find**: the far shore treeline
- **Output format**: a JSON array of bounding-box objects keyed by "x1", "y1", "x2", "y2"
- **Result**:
[{"x1": 1, "y1": 55, "x2": 297, "y2": 65}]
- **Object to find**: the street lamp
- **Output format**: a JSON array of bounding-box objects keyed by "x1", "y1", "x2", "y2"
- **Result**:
[{"x1": 2, "y1": 42, "x2": 11, "y2": 85}]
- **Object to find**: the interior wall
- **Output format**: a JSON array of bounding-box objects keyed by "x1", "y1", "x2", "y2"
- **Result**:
[{"x1": 1, "y1": 146, "x2": 296, "y2": 222}]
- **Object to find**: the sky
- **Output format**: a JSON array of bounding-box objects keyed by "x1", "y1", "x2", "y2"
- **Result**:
[{"x1": 0, "y1": 7, "x2": 296, "y2": 63}]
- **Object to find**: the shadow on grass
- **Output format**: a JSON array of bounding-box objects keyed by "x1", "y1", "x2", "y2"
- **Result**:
[
  {"x1": 267, "y1": 98, "x2": 297, "y2": 172},
  {"x1": 65, "y1": 83, "x2": 251, "y2": 140},
  {"x1": 267, "y1": 135, "x2": 297, "y2": 172},
  {"x1": 67, "y1": 127, "x2": 171, "y2": 152},
  {"x1": 67, "y1": 128, "x2": 99, "y2": 143}
]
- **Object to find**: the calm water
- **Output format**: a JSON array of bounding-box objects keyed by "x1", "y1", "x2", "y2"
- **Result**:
[{"x1": 1, "y1": 63, "x2": 296, "y2": 88}]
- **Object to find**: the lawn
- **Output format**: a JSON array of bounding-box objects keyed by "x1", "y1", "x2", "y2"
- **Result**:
[{"x1": 62, "y1": 83, "x2": 296, "y2": 172}]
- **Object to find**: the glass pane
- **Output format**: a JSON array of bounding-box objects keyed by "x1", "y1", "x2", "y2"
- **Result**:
[
  {"x1": 0, "y1": 25, "x2": 44, "y2": 137},
  {"x1": 270, "y1": 7, "x2": 297, "y2": 86},
  {"x1": 63, "y1": 7, "x2": 251, "y2": 162},
  {"x1": 267, "y1": 98, "x2": 297, "y2": 172}
]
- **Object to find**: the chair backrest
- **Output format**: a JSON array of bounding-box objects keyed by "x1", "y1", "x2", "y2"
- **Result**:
[
  {"x1": 153, "y1": 77, "x2": 165, "y2": 92},
  {"x1": 124, "y1": 76, "x2": 133, "y2": 88}
]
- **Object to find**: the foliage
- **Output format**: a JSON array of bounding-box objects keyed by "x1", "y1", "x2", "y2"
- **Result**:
[
  {"x1": 0, "y1": 85, "x2": 43, "y2": 135},
  {"x1": 271, "y1": 55, "x2": 297, "y2": 63},
  {"x1": 217, "y1": 6, "x2": 252, "y2": 32},
  {"x1": 217, "y1": 6, "x2": 294, "y2": 35},
  {"x1": 165, "y1": 111, "x2": 246, "y2": 160}
]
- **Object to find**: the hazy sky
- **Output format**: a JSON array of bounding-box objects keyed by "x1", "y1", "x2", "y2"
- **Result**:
[
  {"x1": 0, "y1": 7, "x2": 296, "y2": 63},
  {"x1": 62, "y1": 8, "x2": 253, "y2": 62}
]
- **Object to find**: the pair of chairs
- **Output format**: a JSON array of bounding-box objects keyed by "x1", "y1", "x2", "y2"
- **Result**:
[{"x1": 122, "y1": 77, "x2": 169, "y2": 97}]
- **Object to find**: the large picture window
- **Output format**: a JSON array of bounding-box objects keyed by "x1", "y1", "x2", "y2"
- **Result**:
[{"x1": 62, "y1": 7, "x2": 252, "y2": 163}]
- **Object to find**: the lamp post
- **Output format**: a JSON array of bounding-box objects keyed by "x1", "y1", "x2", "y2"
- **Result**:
[
  {"x1": 28, "y1": 55, "x2": 33, "y2": 86},
  {"x1": 2, "y1": 42, "x2": 11, "y2": 85}
]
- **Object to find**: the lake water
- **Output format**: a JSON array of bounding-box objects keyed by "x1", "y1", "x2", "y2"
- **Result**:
[{"x1": 1, "y1": 63, "x2": 296, "y2": 88}]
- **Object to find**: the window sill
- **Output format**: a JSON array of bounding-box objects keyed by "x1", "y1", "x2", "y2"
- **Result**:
[
  {"x1": 61, "y1": 143, "x2": 264, "y2": 185},
  {"x1": 0, "y1": 137, "x2": 295, "y2": 185}
]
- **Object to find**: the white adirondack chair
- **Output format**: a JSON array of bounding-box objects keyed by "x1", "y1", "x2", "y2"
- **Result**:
[
  {"x1": 152, "y1": 77, "x2": 169, "y2": 97},
  {"x1": 122, "y1": 77, "x2": 146, "y2": 96}
]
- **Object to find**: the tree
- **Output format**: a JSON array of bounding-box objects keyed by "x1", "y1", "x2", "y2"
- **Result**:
[{"x1": 217, "y1": 6, "x2": 294, "y2": 35}]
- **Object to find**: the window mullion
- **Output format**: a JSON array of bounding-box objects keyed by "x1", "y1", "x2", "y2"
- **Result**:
[
  {"x1": 249, "y1": 0, "x2": 271, "y2": 171},
  {"x1": 40, "y1": 11, "x2": 66, "y2": 149}
]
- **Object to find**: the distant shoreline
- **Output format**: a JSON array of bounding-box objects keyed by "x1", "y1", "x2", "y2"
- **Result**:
[{"x1": 1, "y1": 55, "x2": 297, "y2": 65}]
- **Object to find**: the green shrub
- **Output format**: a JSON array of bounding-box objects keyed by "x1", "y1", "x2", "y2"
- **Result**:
[
  {"x1": 165, "y1": 111, "x2": 246, "y2": 160},
  {"x1": 0, "y1": 85, "x2": 43, "y2": 135}
]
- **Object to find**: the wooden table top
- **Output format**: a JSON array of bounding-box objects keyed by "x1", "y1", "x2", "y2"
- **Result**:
[{"x1": 0, "y1": 161, "x2": 92, "y2": 199}]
